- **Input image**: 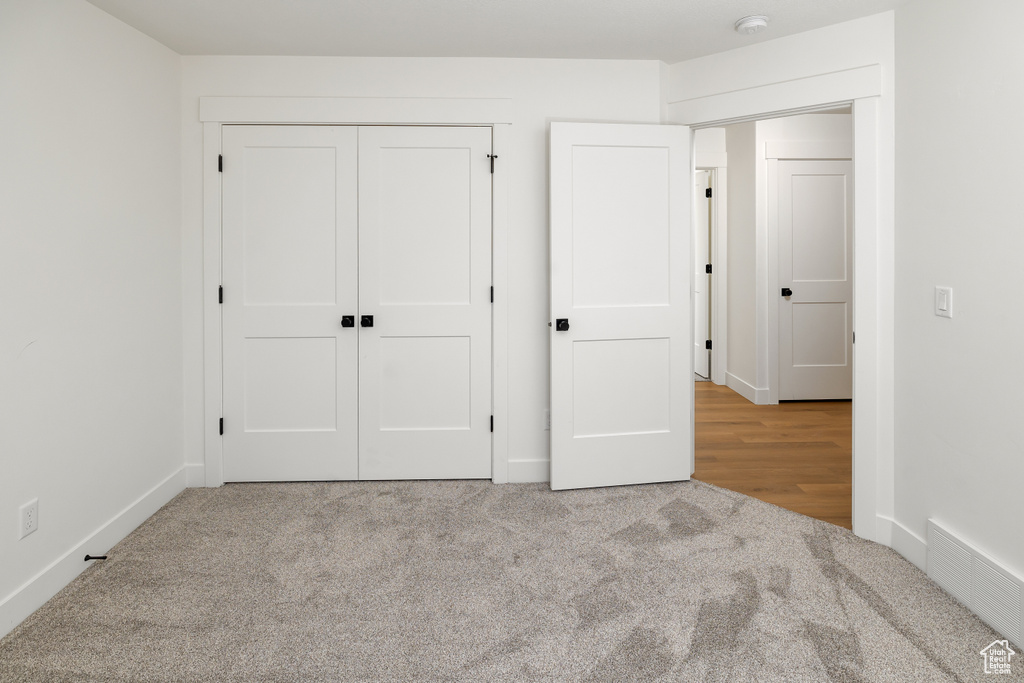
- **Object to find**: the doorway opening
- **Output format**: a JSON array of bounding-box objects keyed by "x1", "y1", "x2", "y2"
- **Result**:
[{"x1": 692, "y1": 108, "x2": 854, "y2": 529}]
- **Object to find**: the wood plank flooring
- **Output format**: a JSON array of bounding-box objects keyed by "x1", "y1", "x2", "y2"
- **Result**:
[{"x1": 694, "y1": 382, "x2": 852, "y2": 529}]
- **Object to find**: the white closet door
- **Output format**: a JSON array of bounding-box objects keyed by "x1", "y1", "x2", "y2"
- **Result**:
[
  {"x1": 777, "y1": 159, "x2": 853, "y2": 400},
  {"x1": 550, "y1": 122, "x2": 692, "y2": 490},
  {"x1": 222, "y1": 125, "x2": 358, "y2": 481},
  {"x1": 357, "y1": 127, "x2": 492, "y2": 480}
]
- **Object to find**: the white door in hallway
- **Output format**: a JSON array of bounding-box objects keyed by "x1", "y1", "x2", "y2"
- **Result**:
[
  {"x1": 357, "y1": 126, "x2": 493, "y2": 480},
  {"x1": 776, "y1": 159, "x2": 853, "y2": 400},
  {"x1": 222, "y1": 125, "x2": 359, "y2": 481},
  {"x1": 694, "y1": 170, "x2": 711, "y2": 379},
  {"x1": 549, "y1": 122, "x2": 692, "y2": 490}
]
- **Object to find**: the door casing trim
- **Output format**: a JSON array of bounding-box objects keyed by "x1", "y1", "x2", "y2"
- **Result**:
[{"x1": 667, "y1": 66, "x2": 892, "y2": 542}]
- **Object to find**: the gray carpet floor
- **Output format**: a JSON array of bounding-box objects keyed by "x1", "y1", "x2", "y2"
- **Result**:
[{"x1": 0, "y1": 480, "x2": 1014, "y2": 682}]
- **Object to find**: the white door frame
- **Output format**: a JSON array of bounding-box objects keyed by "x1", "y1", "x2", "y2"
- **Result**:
[
  {"x1": 766, "y1": 142, "x2": 853, "y2": 404},
  {"x1": 199, "y1": 97, "x2": 513, "y2": 487},
  {"x1": 693, "y1": 169, "x2": 711, "y2": 380},
  {"x1": 666, "y1": 64, "x2": 893, "y2": 542},
  {"x1": 694, "y1": 165, "x2": 728, "y2": 386}
]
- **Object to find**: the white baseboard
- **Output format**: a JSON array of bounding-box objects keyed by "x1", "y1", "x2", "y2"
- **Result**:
[
  {"x1": 873, "y1": 516, "x2": 893, "y2": 545},
  {"x1": 184, "y1": 463, "x2": 206, "y2": 487},
  {"x1": 879, "y1": 516, "x2": 1024, "y2": 648},
  {"x1": 725, "y1": 372, "x2": 770, "y2": 404},
  {"x1": 508, "y1": 459, "x2": 549, "y2": 483},
  {"x1": 0, "y1": 468, "x2": 186, "y2": 640},
  {"x1": 887, "y1": 517, "x2": 927, "y2": 571}
]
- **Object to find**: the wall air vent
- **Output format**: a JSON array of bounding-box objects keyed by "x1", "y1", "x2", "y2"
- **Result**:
[{"x1": 927, "y1": 519, "x2": 1023, "y2": 648}]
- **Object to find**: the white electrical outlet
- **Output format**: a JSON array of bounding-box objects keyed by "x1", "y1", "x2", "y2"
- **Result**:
[
  {"x1": 19, "y1": 499, "x2": 38, "y2": 539},
  {"x1": 544, "y1": 409, "x2": 551, "y2": 431}
]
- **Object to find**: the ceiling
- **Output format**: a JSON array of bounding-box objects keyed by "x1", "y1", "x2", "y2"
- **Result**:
[{"x1": 86, "y1": 0, "x2": 907, "y2": 64}]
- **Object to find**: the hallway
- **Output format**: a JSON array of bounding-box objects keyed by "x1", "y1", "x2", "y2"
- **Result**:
[{"x1": 694, "y1": 382, "x2": 853, "y2": 529}]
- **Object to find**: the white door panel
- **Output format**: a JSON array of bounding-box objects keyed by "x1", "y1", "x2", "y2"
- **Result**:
[
  {"x1": 571, "y1": 146, "x2": 672, "y2": 308},
  {"x1": 777, "y1": 160, "x2": 853, "y2": 400},
  {"x1": 242, "y1": 337, "x2": 338, "y2": 432},
  {"x1": 550, "y1": 122, "x2": 692, "y2": 491},
  {"x1": 375, "y1": 147, "x2": 475, "y2": 305},
  {"x1": 240, "y1": 146, "x2": 339, "y2": 305},
  {"x1": 377, "y1": 336, "x2": 472, "y2": 430},
  {"x1": 358, "y1": 126, "x2": 492, "y2": 480},
  {"x1": 222, "y1": 125, "x2": 359, "y2": 481},
  {"x1": 572, "y1": 337, "x2": 672, "y2": 437}
]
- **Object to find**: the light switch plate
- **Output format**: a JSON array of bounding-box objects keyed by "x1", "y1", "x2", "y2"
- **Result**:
[{"x1": 935, "y1": 286, "x2": 953, "y2": 318}]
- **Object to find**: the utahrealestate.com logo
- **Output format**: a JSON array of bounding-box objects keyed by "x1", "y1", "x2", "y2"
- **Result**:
[{"x1": 980, "y1": 640, "x2": 1015, "y2": 675}]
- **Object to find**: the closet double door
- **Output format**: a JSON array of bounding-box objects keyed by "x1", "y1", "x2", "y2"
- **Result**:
[{"x1": 222, "y1": 125, "x2": 493, "y2": 482}]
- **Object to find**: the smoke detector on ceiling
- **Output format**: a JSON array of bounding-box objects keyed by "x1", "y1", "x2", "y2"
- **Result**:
[{"x1": 735, "y1": 15, "x2": 769, "y2": 35}]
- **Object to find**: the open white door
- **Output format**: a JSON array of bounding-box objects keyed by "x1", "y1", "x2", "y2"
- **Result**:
[
  {"x1": 550, "y1": 122, "x2": 692, "y2": 490},
  {"x1": 694, "y1": 170, "x2": 711, "y2": 379}
]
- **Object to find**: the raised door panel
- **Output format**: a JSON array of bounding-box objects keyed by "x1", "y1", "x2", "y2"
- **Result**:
[
  {"x1": 572, "y1": 338, "x2": 672, "y2": 438},
  {"x1": 571, "y1": 146, "x2": 671, "y2": 308}
]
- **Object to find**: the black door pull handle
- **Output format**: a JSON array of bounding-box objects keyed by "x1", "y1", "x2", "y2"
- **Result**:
[
  {"x1": 361, "y1": 315, "x2": 374, "y2": 328},
  {"x1": 781, "y1": 288, "x2": 793, "y2": 297},
  {"x1": 341, "y1": 316, "x2": 355, "y2": 328},
  {"x1": 555, "y1": 319, "x2": 570, "y2": 331}
]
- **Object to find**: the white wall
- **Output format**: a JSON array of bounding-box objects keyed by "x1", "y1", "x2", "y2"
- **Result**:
[
  {"x1": 694, "y1": 128, "x2": 726, "y2": 168},
  {"x1": 724, "y1": 123, "x2": 757, "y2": 393},
  {"x1": 0, "y1": 0, "x2": 183, "y2": 637},
  {"x1": 664, "y1": 13, "x2": 894, "y2": 110},
  {"x1": 895, "y1": 0, "x2": 1024, "y2": 576},
  {"x1": 180, "y1": 57, "x2": 663, "y2": 481},
  {"x1": 757, "y1": 113, "x2": 851, "y2": 141}
]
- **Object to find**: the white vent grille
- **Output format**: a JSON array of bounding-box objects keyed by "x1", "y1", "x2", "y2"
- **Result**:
[
  {"x1": 927, "y1": 520, "x2": 1023, "y2": 647},
  {"x1": 975, "y1": 560, "x2": 1022, "y2": 645},
  {"x1": 928, "y1": 524, "x2": 972, "y2": 604}
]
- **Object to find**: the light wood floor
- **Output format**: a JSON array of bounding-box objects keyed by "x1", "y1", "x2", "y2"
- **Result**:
[{"x1": 694, "y1": 381, "x2": 853, "y2": 529}]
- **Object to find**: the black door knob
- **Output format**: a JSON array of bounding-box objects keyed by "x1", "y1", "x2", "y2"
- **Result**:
[
  {"x1": 555, "y1": 319, "x2": 570, "y2": 331},
  {"x1": 361, "y1": 315, "x2": 374, "y2": 328},
  {"x1": 341, "y1": 315, "x2": 355, "y2": 328},
  {"x1": 781, "y1": 288, "x2": 793, "y2": 297}
]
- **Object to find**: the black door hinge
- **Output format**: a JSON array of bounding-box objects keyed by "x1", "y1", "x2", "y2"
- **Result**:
[
  {"x1": 490, "y1": 415, "x2": 494, "y2": 432},
  {"x1": 705, "y1": 187, "x2": 712, "y2": 198},
  {"x1": 218, "y1": 155, "x2": 223, "y2": 173},
  {"x1": 490, "y1": 286, "x2": 494, "y2": 303},
  {"x1": 219, "y1": 417, "x2": 224, "y2": 435},
  {"x1": 487, "y1": 154, "x2": 498, "y2": 173},
  {"x1": 218, "y1": 285, "x2": 223, "y2": 304},
  {"x1": 705, "y1": 340, "x2": 712, "y2": 350},
  {"x1": 705, "y1": 264, "x2": 712, "y2": 274}
]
